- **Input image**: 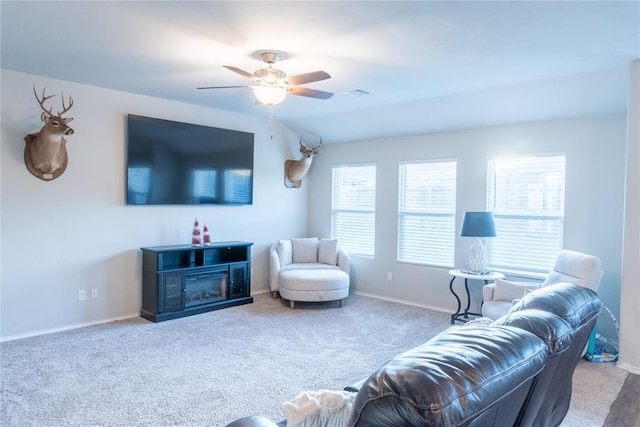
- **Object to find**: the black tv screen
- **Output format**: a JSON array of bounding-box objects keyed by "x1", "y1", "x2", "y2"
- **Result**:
[{"x1": 126, "y1": 114, "x2": 254, "y2": 205}]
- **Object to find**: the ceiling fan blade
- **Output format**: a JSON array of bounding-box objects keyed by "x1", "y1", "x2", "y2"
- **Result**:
[
  {"x1": 197, "y1": 85, "x2": 248, "y2": 90},
  {"x1": 289, "y1": 87, "x2": 334, "y2": 100},
  {"x1": 223, "y1": 65, "x2": 259, "y2": 81},
  {"x1": 286, "y1": 71, "x2": 331, "y2": 86}
]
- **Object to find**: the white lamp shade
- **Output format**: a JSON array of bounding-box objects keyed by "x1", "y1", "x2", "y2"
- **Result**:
[{"x1": 253, "y1": 86, "x2": 286, "y2": 106}]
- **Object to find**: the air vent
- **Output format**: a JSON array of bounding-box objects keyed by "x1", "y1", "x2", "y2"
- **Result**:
[{"x1": 345, "y1": 89, "x2": 370, "y2": 96}]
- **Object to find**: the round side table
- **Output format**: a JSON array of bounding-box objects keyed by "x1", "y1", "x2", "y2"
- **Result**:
[{"x1": 448, "y1": 269, "x2": 505, "y2": 324}]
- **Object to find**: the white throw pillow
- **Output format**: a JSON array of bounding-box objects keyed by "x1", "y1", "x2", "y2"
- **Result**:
[
  {"x1": 277, "y1": 240, "x2": 293, "y2": 266},
  {"x1": 284, "y1": 389, "x2": 356, "y2": 427},
  {"x1": 493, "y1": 278, "x2": 539, "y2": 302},
  {"x1": 318, "y1": 238, "x2": 338, "y2": 266},
  {"x1": 292, "y1": 238, "x2": 319, "y2": 263}
]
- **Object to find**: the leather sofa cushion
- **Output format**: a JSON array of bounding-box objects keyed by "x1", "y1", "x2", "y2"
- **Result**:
[
  {"x1": 349, "y1": 324, "x2": 547, "y2": 426},
  {"x1": 494, "y1": 309, "x2": 573, "y2": 354},
  {"x1": 508, "y1": 282, "x2": 601, "y2": 328}
]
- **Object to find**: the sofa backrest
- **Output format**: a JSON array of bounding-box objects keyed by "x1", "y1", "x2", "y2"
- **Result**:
[
  {"x1": 493, "y1": 309, "x2": 573, "y2": 427},
  {"x1": 348, "y1": 324, "x2": 548, "y2": 427},
  {"x1": 504, "y1": 283, "x2": 602, "y2": 426}
]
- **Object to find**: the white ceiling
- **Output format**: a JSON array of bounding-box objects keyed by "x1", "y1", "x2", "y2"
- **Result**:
[{"x1": 2, "y1": 1, "x2": 639, "y2": 143}]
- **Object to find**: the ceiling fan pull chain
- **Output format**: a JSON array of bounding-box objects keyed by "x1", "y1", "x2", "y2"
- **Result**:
[{"x1": 268, "y1": 106, "x2": 274, "y2": 140}]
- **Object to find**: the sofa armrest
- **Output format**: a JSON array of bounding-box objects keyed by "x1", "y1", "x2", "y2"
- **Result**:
[
  {"x1": 493, "y1": 279, "x2": 541, "y2": 302},
  {"x1": 483, "y1": 283, "x2": 496, "y2": 301},
  {"x1": 337, "y1": 246, "x2": 350, "y2": 275},
  {"x1": 269, "y1": 244, "x2": 281, "y2": 293}
]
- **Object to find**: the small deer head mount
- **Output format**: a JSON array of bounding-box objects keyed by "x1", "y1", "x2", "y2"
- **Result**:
[
  {"x1": 24, "y1": 85, "x2": 75, "y2": 181},
  {"x1": 284, "y1": 136, "x2": 323, "y2": 188}
]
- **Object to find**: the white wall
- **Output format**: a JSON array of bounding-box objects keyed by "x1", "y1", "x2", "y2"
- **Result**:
[
  {"x1": 308, "y1": 116, "x2": 627, "y2": 340},
  {"x1": 619, "y1": 60, "x2": 640, "y2": 374},
  {"x1": 0, "y1": 69, "x2": 309, "y2": 340},
  {"x1": 2, "y1": 68, "x2": 635, "y2": 371}
]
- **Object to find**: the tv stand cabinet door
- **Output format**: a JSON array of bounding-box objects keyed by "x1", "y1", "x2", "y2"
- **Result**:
[
  {"x1": 160, "y1": 271, "x2": 184, "y2": 312},
  {"x1": 229, "y1": 262, "x2": 250, "y2": 299}
]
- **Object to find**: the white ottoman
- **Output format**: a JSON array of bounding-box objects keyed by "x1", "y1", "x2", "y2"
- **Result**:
[{"x1": 279, "y1": 268, "x2": 350, "y2": 309}]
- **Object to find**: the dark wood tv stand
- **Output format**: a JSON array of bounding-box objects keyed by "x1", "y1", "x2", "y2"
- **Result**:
[{"x1": 140, "y1": 241, "x2": 253, "y2": 322}]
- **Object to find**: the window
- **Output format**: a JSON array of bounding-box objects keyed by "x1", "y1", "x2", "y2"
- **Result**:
[
  {"x1": 398, "y1": 160, "x2": 457, "y2": 266},
  {"x1": 331, "y1": 164, "x2": 376, "y2": 256},
  {"x1": 487, "y1": 155, "x2": 566, "y2": 273}
]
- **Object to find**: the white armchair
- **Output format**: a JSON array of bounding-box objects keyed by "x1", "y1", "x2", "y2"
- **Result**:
[
  {"x1": 269, "y1": 238, "x2": 350, "y2": 309},
  {"x1": 482, "y1": 249, "x2": 603, "y2": 319}
]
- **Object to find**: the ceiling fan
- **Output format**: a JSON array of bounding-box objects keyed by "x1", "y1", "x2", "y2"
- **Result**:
[{"x1": 197, "y1": 51, "x2": 333, "y2": 106}]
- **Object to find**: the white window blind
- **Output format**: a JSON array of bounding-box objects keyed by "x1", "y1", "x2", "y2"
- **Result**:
[
  {"x1": 487, "y1": 155, "x2": 566, "y2": 273},
  {"x1": 398, "y1": 160, "x2": 457, "y2": 267},
  {"x1": 331, "y1": 164, "x2": 376, "y2": 256}
]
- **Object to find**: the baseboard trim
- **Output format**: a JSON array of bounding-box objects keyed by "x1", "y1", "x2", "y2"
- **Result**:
[
  {"x1": 2, "y1": 290, "x2": 287, "y2": 342},
  {"x1": 617, "y1": 362, "x2": 640, "y2": 375},
  {"x1": 254, "y1": 288, "x2": 451, "y2": 315},
  {"x1": 254, "y1": 288, "x2": 453, "y2": 315},
  {"x1": 0, "y1": 313, "x2": 140, "y2": 343},
  {"x1": 352, "y1": 290, "x2": 451, "y2": 315}
]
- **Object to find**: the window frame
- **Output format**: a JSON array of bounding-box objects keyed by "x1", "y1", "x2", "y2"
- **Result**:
[
  {"x1": 331, "y1": 163, "x2": 377, "y2": 257},
  {"x1": 486, "y1": 153, "x2": 566, "y2": 275},
  {"x1": 397, "y1": 158, "x2": 457, "y2": 268}
]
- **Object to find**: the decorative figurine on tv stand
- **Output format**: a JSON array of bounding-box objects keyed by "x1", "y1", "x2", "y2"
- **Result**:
[
  {"x1": 191, "y1": 217, "x2": 202, "y2": 246},
  {"x1": 202, "y1": 224, "x2": 211, "y2": 246}
]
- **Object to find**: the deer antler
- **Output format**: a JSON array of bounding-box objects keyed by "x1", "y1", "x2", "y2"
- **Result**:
[
  {"x1": 299, "y1": 136, "x2": 323, "y2": 155},
  {"x1": 311, "y1": 137, "x2": 323, "y2": 154},
  {"x1": 33, "y1": 85, "x2": 56, "y2": 117},
  {"x1": 58, "y1": 92, "x2": 74, "y2": 116}
]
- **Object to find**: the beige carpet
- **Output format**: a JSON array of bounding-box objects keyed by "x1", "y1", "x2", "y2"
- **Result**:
[
  {"x1": 564, "y1": 359, "x2": 628, "y2": 426},
  {"x1": 0, "y1": 293, "x2": 627, "y2": 426}
]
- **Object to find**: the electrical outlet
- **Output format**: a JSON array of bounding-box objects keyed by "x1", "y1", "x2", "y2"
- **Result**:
[
  {"x1": 387, "y1": 272, "x2": 393, "y2": 281},
  {"x1": 91, "y1": 288, "x2": 98, "y2": 299},
  {"x1": 78, "y1": 290, "x2": 86, "y2": 301}
]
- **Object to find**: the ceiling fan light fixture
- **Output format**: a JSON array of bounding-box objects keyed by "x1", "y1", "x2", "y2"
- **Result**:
[
  {"x1": 253, "y1": 85, "x2": 287, "y2": 106},
  {"x1": 254, "y1": 68, "x2": 286, "y2": 83}
]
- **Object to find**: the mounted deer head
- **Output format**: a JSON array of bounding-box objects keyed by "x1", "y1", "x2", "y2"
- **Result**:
[
  {"x1": 24, "y1": 85, "x2": 75, "y2": 181},
  {"x1": 284, "y1": 136, "x2": 323, "y2": 188}
]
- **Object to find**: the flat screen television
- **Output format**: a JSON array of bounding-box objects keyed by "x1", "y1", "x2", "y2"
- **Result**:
[{"x1": 126, "y1": 114, "x2": 254, "y2": 205}]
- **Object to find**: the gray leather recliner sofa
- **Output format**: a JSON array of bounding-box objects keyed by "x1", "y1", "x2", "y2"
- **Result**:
[{"x1": 226, "y1": 283, "x2": 601, "y2": 427}]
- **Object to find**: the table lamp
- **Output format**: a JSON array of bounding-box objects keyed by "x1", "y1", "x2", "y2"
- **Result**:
[{"x1": 460, "y1": 212, "x2": 496, "y2": 273}]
